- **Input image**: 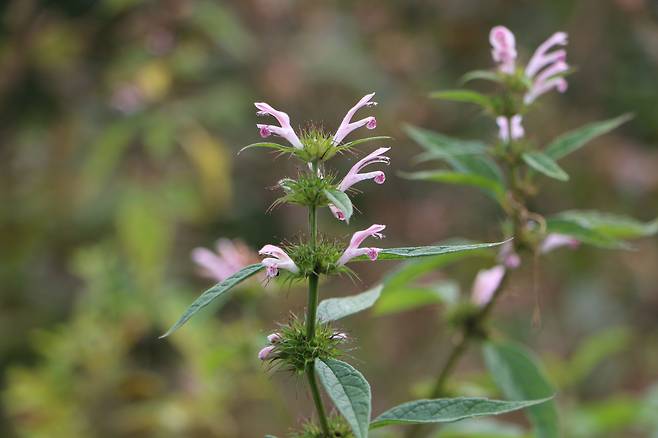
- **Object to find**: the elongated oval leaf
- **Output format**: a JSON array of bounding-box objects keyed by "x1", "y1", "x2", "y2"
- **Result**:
[
  {"x1": 545, "y1": 114, "x2": 632, "y2": 160},
  {"x1": 405, "y1": 125, "x2": 488, "y2": 158},
  {"x1": 483, "y1": 341, "x2": 559, "y2": 438},
  {"x1": 545, "y1": 218, "x2": 629, "y2": 249},
  {"x1": 402, "y1": 170, "x2": 505, "y2": 200},
  {"x1": 429, "y1": 89, "x2": 492, "y2": 110},
  {"x1": 160, "y1": 263, "x2": 264, "y2": 338},
  {"x1": 315, "y1": 359, "x2": 372, "y2": 438},
  {"x1": 551, "y1": 210, "x2": 658, "y2": 240},
  {"x1": 317, "y1": 285, "x2": 383, "y2": 323},
  {"x1": 324, "y1": 188, "x2": 353, "y2": 223},
  {"x1": 351, "y1": 240, "x2": 509, "y2": 263},
  {"x1": 522, "y1": 152, "x2": 569, "y2": 181},
  {"x1": 370, "y1": 396, "x2": 552, "y2": 428}
]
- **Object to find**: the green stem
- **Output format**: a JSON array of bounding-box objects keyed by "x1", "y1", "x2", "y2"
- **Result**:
[{"x1": 304, "y1": 161, "x2": 330, "y2": 436}]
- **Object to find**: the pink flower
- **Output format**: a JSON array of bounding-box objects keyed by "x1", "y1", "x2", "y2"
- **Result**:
[
  {"x1": 524, "y1": 32, "x2": 569, "y2": 104},
  {"x1": 332, "y1": 93, "x2": 378, "y2": 145},
  {"x1": 337, "y1": 224, "x2": 386, "y2": 266},
  {"x1": 471, "y1": 265, "x2": 506, "y2": 307},
  {"x1": 192, "y1": 238, "x2": 257, "y2": 282},
  {"x1": 488, "y1": 27, "x2": 569, "y2": 104},
  {"x1": 329, "y1": 147, "x2": 391, "y2": 220},
  {"x1": 490, "y1": 26, "x2": 517, "y2": 74},
  {"x1": 258, "y1": 345, "x2": 275, "y2": 361},
  {"x1": 267, "y1": 333, "x2": 282, "y2": 344},
  {"x1": 255, "y1": 102, "x2": 304, "y2": 149},
  {"x1": 540, "y1": 233, "x2": 580, "y2": 253},
  {"x1": 258, "y1": 244, "x2": 299, "y2": 278},
  {"x1": 496, "y1": 115, "x2": 524, "y2": 142}
]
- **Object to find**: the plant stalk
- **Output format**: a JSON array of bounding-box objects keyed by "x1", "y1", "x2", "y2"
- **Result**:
[{"x1": 304, "y1": 161, "x2": 331, "y2": 436}]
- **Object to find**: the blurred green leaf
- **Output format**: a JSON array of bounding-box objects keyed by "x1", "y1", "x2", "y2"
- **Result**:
[
  {"x1": 459, "y1": 70, "x2": 504, "y2": 85},
  {"x1": 405, "y1": 125, "x2": 488, "y2": 159},
  {"x1": 351, "y1": 240, "x2": 509, "y2": 262},
  {"x1": 402, "y1": 171, "x2": 505, "y2": 201},
  {"x1": 317, "y1": 285, "x2": 383, "y2": 323},
  {"x1": 483, "y1": 341, "x2": 559, "y2": 438},
  {"x1": 566, "y1": 326, "x2": 631, "y2": 388},
  {"x1": 566, "y1": 396, "x2": 639, "y2": 438},
  {"x1": 522, "y1": 152, "x2": 569, "y2": 181},
  {"x1": 324, "y1": 188, "x2": 353, "y2": 223},
  {"x1": 373, "y1": 282, "x2": 459, "y2": 316},
  {"x1": 316, "y1": 359, "x2": 371, "y2": 438},
  {"x1": 550, "y1": 210, "x2": 658, "y2": 241},
  {"x1": 370, "y1": 396, "x2": 552, "y2": 428},
  {"x1": 429, "y1": 89, "x2": 493, "y2": 110},
  {"x1": 160, "y1": 263, "x2": 264, "y2": 338},
  {"x1": 545, "y1": 218, "x2": 629, "y2": 249},
  {"x1": 437, "y1": 418, "x2": 527, "y2": 437},
  {"x1": 545, "y1": 114, "x2": 632, "y2": 160}
]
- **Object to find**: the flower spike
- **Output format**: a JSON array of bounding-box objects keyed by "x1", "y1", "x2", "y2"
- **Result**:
[
  {"x1": 258, "y1": 244, "x2": 299, "y2": 278},
  {"x1": 489, "y1": 26, "x2": 517, "y2": 74},
  {"x1": 337, "y1": 224, "x2": 386, "y2": 266},
  {"x1": 329, "y1": 147, "x2": 391, "y2": 220},
  {"x1": 254, "y1": 102, "x2": 304, "y2": 149},
  {"x1": 333, "y1": 93, "x2": 378, "y2": 145}
]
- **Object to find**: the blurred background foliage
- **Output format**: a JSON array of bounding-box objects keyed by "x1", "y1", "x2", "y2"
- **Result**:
[{"x1": 0, "y1": 0, "x2": 657, "y2": 437}]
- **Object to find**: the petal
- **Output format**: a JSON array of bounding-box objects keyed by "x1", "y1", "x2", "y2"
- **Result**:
[
  {"x1": 489, "y1": 26, "x2": 517, "y2": 73},
  {"x1": 524, "y1": 77, "x2": 568, "y2": 104},
  {"x1": 333, "y1": 93, "x2": 377, "y2": 144},
  {"x1": 525, "y1": 32, "x2": 568, "y2": 78},
  {"x1": 329, "y1": 204, "x2": 346, "y2": 221},
  {"x1": 337, "y1": 147, "x2": 390, "y2": 191},
  {"x1": 471, "y1": 265, "x2": 506, "y2": 307},
  {"x1": 540, "y1": 233, "x2": 580, "y2": 253},
  {"x1": 191, "y1": 247, "x2": 231, "y2": 281}
]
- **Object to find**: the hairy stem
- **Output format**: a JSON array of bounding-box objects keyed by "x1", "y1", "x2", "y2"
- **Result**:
[{"x1": 304, "y1": 161, "x2": 331, "y2": 436}]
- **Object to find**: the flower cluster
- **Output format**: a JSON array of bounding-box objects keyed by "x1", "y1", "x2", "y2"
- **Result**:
[
  {"x1": 490, "y1": 26, "x2": 569, "y2": 140},
  {"x1": 252, "y1": 93, "x2": 390, "y2": 279}
]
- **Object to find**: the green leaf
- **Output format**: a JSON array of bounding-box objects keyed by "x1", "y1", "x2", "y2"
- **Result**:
[
  {"x1": 551, "y1": 210, "x2": 658, "y2": 240},
  {"x1": 405, "y1": 125, "x2": 488, "y2": 158},
  {"x1": 522, "y1": 152, "x2": 569, "y2": 181},
  {"x1": 429, "y1": 89, "x2": 493, "y2": 110},
  {"x1": 324, "y1": 188, "x2": 354, "y2": 223},
  {"x1": 402, "y1": 171, "x2": 505, "y2": 200},
  {"x1": 382, "y1": 246, "x2": 490, "y2": 292},
  {"x1": 160, "y1": 263, "x2": 264, "y2": 338},
  {"x1": 545, "y1": 218, "x2": 629, "y2": 249},
  {"x1": 352, "y1": 240, "x2": 509, "y2": 262},
  {"x1": 370, "y1": 396, "x2": 552, "y2": 428},
  {"x1": 483, "y1": 342, "x2": 559, "y2": 438},
  {"x1": 374, "y1": 282, "x2": 459, "y2": 316},
  {"x1": 436, "y1": 418, "x2": 526, "y2": 437},
  {"x1": 316, "y1": 285, "x2": 383, "y2": 323},
  {"x1": 238, "y1": 142, "x2": 295, "y2": 154},
  {"x1": 315, "y1": 359, "x2": 371, "y2": 438},
  {"x1": 545, "y1": 114, "x2": 632, "y2": 160},
  {"x1": 459, "y1": 70, "x2": 504, "y2": 85}
]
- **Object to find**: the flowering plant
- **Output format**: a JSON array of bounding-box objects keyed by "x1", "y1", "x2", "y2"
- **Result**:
[
  {"x1": 161, "y1": 93, "x2": 552, "y2": 436},
  {"x1": 395, "y1": 26, "x2": 658, "y2": 438}
]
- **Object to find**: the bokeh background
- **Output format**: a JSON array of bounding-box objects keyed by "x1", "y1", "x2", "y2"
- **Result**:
[{"x1": 1, "y1": 0, "x2": 658, "y2": 437}]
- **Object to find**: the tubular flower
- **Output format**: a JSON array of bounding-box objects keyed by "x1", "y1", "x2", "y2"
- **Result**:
[
  {"x1": 255, "y1": 102, "x2": 304, "y2": 149},
  {"x1": 540, "y1": 233, "x2": 580, "y2": 253},
  {"x1": 497, "y1": 241, "x2": 521, "y2": 269},
  {"x1": 490, "y1": 26, "x2": 517, "y2": 74},
  {"x1": 267, "y1": 332, "x2": 282, "y2": 343},
  {"x1": 524, "y1": 32, "x2": 569, "y2": 104},
  {"x1": 496, "y1": 115, "x2": 524, "y2": 142},
  {"x1": 489, "y1": 26, "x2": 569, "y2": 104},
  {"x1": 192, "y1": 238, "x2": 257, "y2": 282},
  {"x1": 332, "y1": 93, "x2": 378, "y2": 145},
  {"x1": 337, "y1": 224, "x2": 386, "y2": 266},
  {"x1": 258, "y1": 244, "x2": 299, "y2": 278},
  {"x1": 329, "y1": 147, "x2": 391, "y2": 220},
  {"x1": 258, "y1": 345, "x2": 275, "y2": 361},
  {"x1": 471, "y1": 265, "x2": 506, "y2": 307}
]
